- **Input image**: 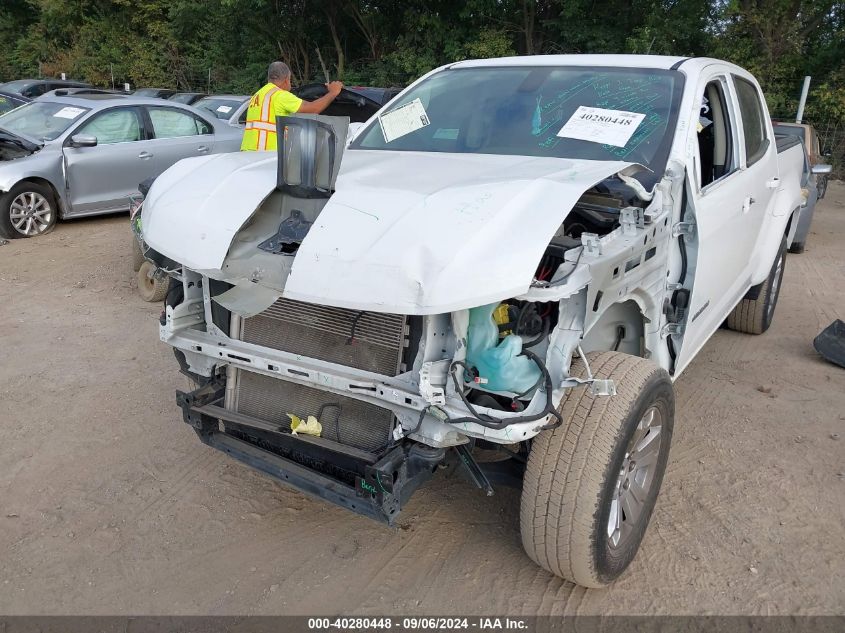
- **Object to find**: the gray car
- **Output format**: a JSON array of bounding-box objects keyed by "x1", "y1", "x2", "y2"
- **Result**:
[
  {"x1": 0, "y1": 93, "x2": 243, "y2": 238},
  {"x1": 193, "y1": 95, "x2": 250, "y2": 127}
]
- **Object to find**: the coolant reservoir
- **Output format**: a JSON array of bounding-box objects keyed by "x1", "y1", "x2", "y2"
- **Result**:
[{"x1": 465, "y1": 303, "x2": 542, "y2": 394}]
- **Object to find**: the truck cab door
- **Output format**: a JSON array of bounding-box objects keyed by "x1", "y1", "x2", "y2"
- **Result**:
[
  {"x1": 730, "y1": 74, "x2": 781, "y2": 277},
  {"x1": 671, "y1": 67, "x2": 759, "y2": 374}
]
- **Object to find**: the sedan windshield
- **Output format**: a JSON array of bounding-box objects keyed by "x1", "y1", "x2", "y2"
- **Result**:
[
  {"x1": 0, "y1": 101, "x2": 91, "y2": 141},
  {"x1": 0, "y1": 94, "x2": 25, "y2": 116},
  {"x1": 352, "y1": 66, "x2": 683, "y2": 177},
  {"x1": 0, "y1": 80, "x2": 35, "y2": 94},
  {"x1": 194, "y1": 97, "x2": 247, "y2": 119}
]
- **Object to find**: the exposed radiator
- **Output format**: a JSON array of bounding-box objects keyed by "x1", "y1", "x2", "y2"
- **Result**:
[{"x1": 228, "y1": 298, "x2": 408, "y2": 453}]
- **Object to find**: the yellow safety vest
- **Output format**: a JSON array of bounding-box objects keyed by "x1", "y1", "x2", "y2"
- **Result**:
[{"x1": 240, "y1": 83, "x2": 302, "y2": 151}]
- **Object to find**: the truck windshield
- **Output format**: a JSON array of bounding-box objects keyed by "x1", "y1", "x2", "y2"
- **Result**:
[
  {"x1": 0, "y1": 101, "x2": 91, "y2": 141},
  {"x1": 352, "y1": 66, "x2": 683, "y2": 178}
]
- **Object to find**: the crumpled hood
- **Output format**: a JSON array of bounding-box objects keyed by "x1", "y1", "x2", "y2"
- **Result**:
[
  {"x1": 283, "y1": 151, "x2": 633, "y2": 313},
  {"x1": 142, "y1": 151, "x2": 278, "y2": 271},
  {"x1": 142, "y1": 149, "x2": 634, "y2": 314}
]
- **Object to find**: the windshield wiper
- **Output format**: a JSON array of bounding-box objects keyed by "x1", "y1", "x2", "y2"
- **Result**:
[{"x1": 0, "y1": 128, "x2": 41, "y2": 152}]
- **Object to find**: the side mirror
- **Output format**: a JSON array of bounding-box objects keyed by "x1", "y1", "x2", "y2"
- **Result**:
[
  {"x1": 822, "y1": 148, "x2": 832, "y2": 157},
  {"x1": 69, "y1": 134, "x2": 97, "y2": 148},
  {"x1": 811, "y1": 164, "x2": 832, "y2": 175}
]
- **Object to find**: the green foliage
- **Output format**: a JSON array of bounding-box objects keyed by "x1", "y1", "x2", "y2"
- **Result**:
[{"x1": 0, "y1": 0, "x2": 840, "y2": 124}]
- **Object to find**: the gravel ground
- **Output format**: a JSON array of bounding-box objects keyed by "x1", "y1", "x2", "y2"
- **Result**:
[{"x1": 0, "y1": 183, "x2": 843, "y2": 615}]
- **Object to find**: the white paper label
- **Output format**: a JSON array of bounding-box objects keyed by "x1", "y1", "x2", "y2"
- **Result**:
[
  {"x1": 557, "y1": 106, "x2": 645, "y2": 148},
  {"x1": 216, "y1": 105, "x2": 232, "y2": 113},
  {"x1": 378, "y1": 98, "x2": 430, "y2": 143},
  {"x1": 53, "y1": 106, "x2": 85, "y2": 120}
]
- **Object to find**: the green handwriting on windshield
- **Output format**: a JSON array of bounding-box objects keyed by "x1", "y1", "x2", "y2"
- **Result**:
[{"x1": 534, "y1": 74, "x2": 669, "y2": 160}]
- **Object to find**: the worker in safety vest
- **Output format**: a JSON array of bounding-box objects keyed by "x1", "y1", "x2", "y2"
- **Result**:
[{"x1": 241, "y1": 61, "x2": 344, "y2": 151}]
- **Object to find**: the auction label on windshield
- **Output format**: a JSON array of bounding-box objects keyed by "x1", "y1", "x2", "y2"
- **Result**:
[
  {"x1": 378, "y1": 98, "x2": 430, "y2": 143},
  {"x1": 557, "y1": 106, "x2": 645, "y2": 148},
  {"x1": 53, "y1": 106, "x2": 86, "y2": 119}
]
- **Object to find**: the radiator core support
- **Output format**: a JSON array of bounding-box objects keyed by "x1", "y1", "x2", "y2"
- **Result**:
[{"x1": 226, "y1": 298, "x2": 409, "y2": 453}]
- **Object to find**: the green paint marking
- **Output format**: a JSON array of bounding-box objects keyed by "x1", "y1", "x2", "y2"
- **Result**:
[{"x1": 375, "y1": 472, "x2": 389, "y2": 495}]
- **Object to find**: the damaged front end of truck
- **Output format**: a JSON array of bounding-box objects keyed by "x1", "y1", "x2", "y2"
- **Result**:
[{"x1": 142, "y1": 112, "x2": 686, "y2": 526}]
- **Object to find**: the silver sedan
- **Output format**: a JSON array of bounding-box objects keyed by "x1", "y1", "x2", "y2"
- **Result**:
[{"x1": 0, "y1": 93, "x2": 243, "y2": 238}]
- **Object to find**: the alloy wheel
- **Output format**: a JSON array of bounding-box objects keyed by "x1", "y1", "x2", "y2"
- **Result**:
[
  {"x1": 607, "y1": 406, "x2": 663, "y2": 549},
  {"x1": 10, "y1": 191, "x2": 53, "y2": 236}
]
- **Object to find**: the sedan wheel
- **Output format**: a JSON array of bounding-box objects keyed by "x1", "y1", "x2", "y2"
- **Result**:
[
  {"x1": 10, "y1": 191, "x2": 53, "y2": 236},
  {"x1": 0, "y1": 182, "x2": 58, "y2": 239}
]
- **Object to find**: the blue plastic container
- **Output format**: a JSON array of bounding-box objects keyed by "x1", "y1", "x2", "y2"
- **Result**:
[{"x1": 465, "y1": 303, "x2": 542, "y2": 394}]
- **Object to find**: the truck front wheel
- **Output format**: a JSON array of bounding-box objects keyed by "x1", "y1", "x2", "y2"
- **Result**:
[{"x1": 520, "y1": 352, "x2": 674, "y2": 587}]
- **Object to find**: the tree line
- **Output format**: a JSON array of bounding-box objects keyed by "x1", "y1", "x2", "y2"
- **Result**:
[{"x1": 0, "y1": 0, "x2": 842, "y2": 122}]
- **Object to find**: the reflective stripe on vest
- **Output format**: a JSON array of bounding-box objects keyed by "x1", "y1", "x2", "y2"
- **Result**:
[
  {"x1": 244, "y1": 121, "x2": 276, "y2": 132},
  {"x1": 256, "y1": 87, "x2": 280, "y2": 150}
]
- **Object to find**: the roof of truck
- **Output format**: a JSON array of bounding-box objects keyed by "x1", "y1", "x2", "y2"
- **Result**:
[{"x1": 452, "y1": 54, "x2": 690, "y2": 70}]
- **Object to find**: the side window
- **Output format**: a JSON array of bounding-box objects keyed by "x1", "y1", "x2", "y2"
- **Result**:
[
  {"x1": 733, "y1": 76, "x2": 768, "y2": 166},
  {"x1": 78, "y1": 108, "x2": 142, "y2": 144},
  {"x1": 148, "y1": 107, "x2": 212, "y2": 138},
  {"x1": 697, "y1": 78, "x2": 736, "y2": 188}
]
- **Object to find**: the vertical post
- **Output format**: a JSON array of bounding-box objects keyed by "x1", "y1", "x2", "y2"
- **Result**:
[
  {"x1": 38, "y1": 61, "x2": 42, "y2": 78},
  {"x1": 110, "y1": 64, "x2": 115, "y2": 90},
  {"x1": 207, "y1": 68, "x2": 211, "y2": 93},
  {"x1": 796, "y1": 76, "x2": 811, "y2": 123}
]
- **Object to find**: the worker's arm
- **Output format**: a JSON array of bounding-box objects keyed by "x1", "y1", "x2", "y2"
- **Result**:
[{"x1": 297, "y1": 81, "x2": 344, "y2": 114}]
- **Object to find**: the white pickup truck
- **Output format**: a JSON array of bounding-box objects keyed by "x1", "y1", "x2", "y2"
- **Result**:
[{"x1": 141, "y1": 55, "x2": 804, "y2": 587}]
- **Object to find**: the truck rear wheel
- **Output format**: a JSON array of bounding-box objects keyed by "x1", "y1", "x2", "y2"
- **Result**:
[
  {"x1": 726, "y1": 237, "x2": 786, "y2": 335},
  {"x1": 520, "y1": 351, "x2": 674, "y2": 587}
]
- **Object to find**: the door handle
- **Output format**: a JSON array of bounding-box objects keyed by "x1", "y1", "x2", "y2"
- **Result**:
[
  {"x1": 766, "y1": 177, "x2": 780, "y2": 189},
  {"x1": 138, "y1": 151, "x2": 153, "y2": 160},
  {"x1": 197, "y1": 145, "x2": 210, "y2": 154}
]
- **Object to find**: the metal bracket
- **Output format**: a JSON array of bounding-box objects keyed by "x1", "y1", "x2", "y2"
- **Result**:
[
  {"x1": 661, "y1": 322, "x2": 684, "y2": 337},
  {"x1": 560, "y1": 346, "x2": 617, "y2": 396},
  {"x1": 419, "y1": 360, "x2": 448, "y2": 406},
  {"x1": 672, "y1": 221, "x2": 696, "y2": 238},
  {"x1": 590, "y1": 379, "x2": 617, "y2": 396},
  {"x1": 581, "y1": 232, "x2": 602, "y2": 257},
  {"x1": 620, "y1": 206, "x2": 645, "y2": 236}
]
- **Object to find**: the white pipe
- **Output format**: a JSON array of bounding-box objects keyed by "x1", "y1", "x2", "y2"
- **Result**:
[{"x1": 796, "y1": 76, "x2": 811, "y2": 123}]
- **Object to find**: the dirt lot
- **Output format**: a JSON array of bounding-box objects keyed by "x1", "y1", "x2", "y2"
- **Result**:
[{"x1": 1, "y1": 184, "x2": 844, "y2": 616}]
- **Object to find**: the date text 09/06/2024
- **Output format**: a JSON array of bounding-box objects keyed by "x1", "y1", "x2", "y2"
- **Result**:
[{"x1": 307, "y1": 617, "x2": 529, "y2": 630}]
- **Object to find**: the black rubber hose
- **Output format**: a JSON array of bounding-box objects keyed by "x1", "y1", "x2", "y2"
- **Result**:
[{"x1": 447, "y1": 350, "x2": 563, "y2": 430}]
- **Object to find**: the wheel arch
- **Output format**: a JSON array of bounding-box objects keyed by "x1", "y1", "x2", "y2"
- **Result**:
[
  {"x1": 17, "y1": 176, "x2": 67, "y2": 218},
  {"x1": 581, "y1": 298, "x2": 648, "y2": 358}
]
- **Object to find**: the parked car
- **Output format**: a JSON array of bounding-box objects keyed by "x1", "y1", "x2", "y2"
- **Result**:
[
  {"x1": 295, "y1": 83, "x2": 401, "y2": 122},
  {"x1": 132, "y1": 88, "x2": 177, "y2": 99},
  {"x1": 778, "y1": 134, "x2": 832, "y2": 253},
  {"x1": 0, "y1": 79, "x2": 91, "y2": 98},
  {"x1": 39, "y1": 88, "x2": 122, "y2": 99},
  {"x1": 0, "y1": 93, "x2": 243, "y2": 238},
  {"x1": 773, "y1": 121, "x2": 830, "y2": 198},
  {"x1": 141, "y1": 55, "x2": 804, "y2": 588},
  {"x1": 193, "y1": 94, "x2": 250, "y2": 125},
  {"x1": 168, "y1": 92, "x2": 206, "y2": 105},
  {"x1": 0, "y1": 91, "x2": 30, "y2": 115}
]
